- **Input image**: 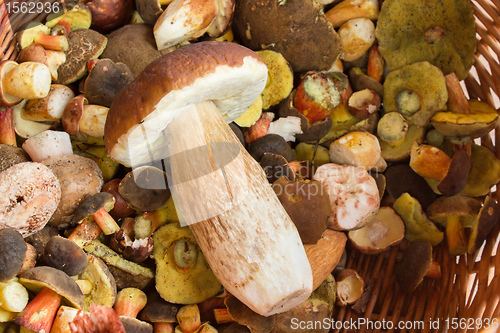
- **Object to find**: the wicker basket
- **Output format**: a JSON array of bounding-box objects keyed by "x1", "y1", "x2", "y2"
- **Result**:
[{"x1": 1, "y1": 0, "x2": 499, "y2": 332}]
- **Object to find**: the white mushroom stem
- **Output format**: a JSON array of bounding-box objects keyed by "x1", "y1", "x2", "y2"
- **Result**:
[
  {"x1": 22, "y1": 130, "x2": 73, "y2": 162},
  {"x1": 162, "y1": 100, "x2": 313, "y2": 316},
  {"x1": 2, "y1": 62, "x2": 51, "y2": 99}
]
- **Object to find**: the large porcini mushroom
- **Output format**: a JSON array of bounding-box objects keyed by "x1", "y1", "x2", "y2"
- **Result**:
[{"x1": 104, "y1": 41, "x2": 313, "y2": 316}]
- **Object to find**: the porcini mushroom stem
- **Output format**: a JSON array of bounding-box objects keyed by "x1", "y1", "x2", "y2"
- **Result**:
[
  {"x1": 445, "y1": 72, "x2": 470, "y2": 115},
  {"x1": 0, "y1": 107, "x2": 16, "y2": 146},
  {"x1": 113, "y1": 288, "x2": 147, "y2": 318},
  {"x1": 68, "y1": 218, "x2": 102, "y2": 248},
  {"x1": 13, "y1": 287, "x2": 62, "y2": 333},
  {"x1": 162, "y1": 100, "x2": 312, "y2": 316},
  {"x1": 92, "y1": 208, "x2": 121, "y2": 235},
  {"x1": 154, "y1": 322, "x2": 175, "y2": 333},
  {"x1": 213, "y1": 308, "x2": 234, "y2": 324}
]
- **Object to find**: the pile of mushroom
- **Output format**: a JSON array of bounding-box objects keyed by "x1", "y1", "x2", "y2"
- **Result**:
[{"x1": 0, "y1": 0, "x2": 499, "y2": 331}]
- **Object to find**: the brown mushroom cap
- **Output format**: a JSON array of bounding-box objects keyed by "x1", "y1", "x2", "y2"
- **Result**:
[
  {"x1": 468, "y1": 195, "x2": 500, "y2": 253},
  {"x1": 135, "y1": 0, "x2": 164, "y2": 25},
  {"x1": 118, "y1": 166, "x2": 170, "y2": 212},
  {"x1": 225, "y1": 294, "x2": 276, "y2": 333},
  {"x1": 139, "y1": 294, "x2": 180, "y2": 323},
  {"x1": 394, "y1": 242, "x2": 433, "y2": 292},
  {"x1": 43, "y1": 236, "x2": 88, "y2": 276},
  {"x1": 56, "y1": 29, "x2": 108, "y2": 85},
  {"x1": 0, "y1": 228, "x2": 27, "y2": 282},
  {"x1": 84, "y1": 59, "x2": 134, "y2": 107},
  {"x1": 120, "y1": 317, "x2": 153, "y2": 333},
  {"x1": 72, "y1": 192, "x2": 115, "y2": 224},
  {"x1": 104, "y1": 41, "x2": 267, "y2": 168},
  {"x1": 426, "y1": 195, "x2": 481, "y2": 227},
  {"x1": 19, "y1": 266, "x2": 85, "y2": 309}
]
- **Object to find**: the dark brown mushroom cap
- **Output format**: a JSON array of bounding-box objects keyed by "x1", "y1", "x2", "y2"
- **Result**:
[
  {"x1": 57, "y1": 29, "x2": 108, "y2": 85},
  {"x1": 135, "y1": 0, "x2": 163, "y2": 25},
  {"x1": 43, "y1": 236, "x2": 88, "y2": 276},
  {"x1": 426, "y1": 195, "x2": 482, "y2": 227},
  {"x1": 259, "y1": 153, "x2": 295, "y2": 183},
  {"x1": 84, "y1": 59, "x2": 134, "y2": 107},
  {"x1": 394, "y1": 242, "x2": 433, "y2": 292},
  {"x1": 120, "y1": 316, "x2": 153, "y2": 333},
  {"x1": 468, "y1": 195, "x2": 500, "y2": 253},
  {"x1": 0, "y1": 228, "x2": 27, "y2": 282},
  {"x1": 139, "y1": 293, "x2": 180, "y2": 323},
  {"x1": 225, "y1": 294, "x2": 276, "y2": 333},
  {"x1": 72, "y1": 192, "x2": 115, "y2": 224},
  {"x1": 118, "y1": 166, "x2": 170, "y2": 212},
  {"x1": 247, "y1": 134, "x2": 294, "y2": 163},
  {"x1": 19, "y1": 266, "x2": 85, "y2": 309}
]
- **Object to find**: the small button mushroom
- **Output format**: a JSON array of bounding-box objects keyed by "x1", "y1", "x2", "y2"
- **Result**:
[
  {"x1": 0, "y1": 229, "x2": 27, "y2": 282},
  {"x1": 15, "y1": 266, "x2": 84, "y2": 332},
  {"x1": 43, "y1": 236, "x2": 89, "y2": 276},
  {"x1": 348, "y1": 207, "x2": 405, "y2": 254},
  {"x1": 42, "y1": 154, "x2": 104, "y2": 229},
  {"x1": 0, "y1": 162, "x2": 61, "y2": 237},
  {"x1": 72, "y1": 192, "x2": 121, "y2": 235},
  {"x1": 313, "y1": 163, "x2": 380, "y2": 231},
  {"x1": 118, "y1": 166, "x2": 171, "y2": 212},
  {"x1": 335, "y1": 269, "x2": 365, "y2": 306}
]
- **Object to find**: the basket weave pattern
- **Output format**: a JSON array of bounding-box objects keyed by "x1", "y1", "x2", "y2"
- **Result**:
[{"x1": 0, "y1": 0, "x2": 499, "y2": 332}]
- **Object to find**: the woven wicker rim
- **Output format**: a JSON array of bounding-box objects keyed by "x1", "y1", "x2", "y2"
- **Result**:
[{"x1": 1, "y1": 1, "x2": 500, "y2": 332}]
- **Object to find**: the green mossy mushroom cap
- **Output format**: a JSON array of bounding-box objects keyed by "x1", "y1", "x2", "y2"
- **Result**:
[{"x1": 376, "y1": 0, "x2": 476, "y2": 80}]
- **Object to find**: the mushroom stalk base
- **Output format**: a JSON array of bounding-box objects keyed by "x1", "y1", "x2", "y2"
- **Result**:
[{"x1": 162, "y1": 100, "x2": 313, "y2": 316}]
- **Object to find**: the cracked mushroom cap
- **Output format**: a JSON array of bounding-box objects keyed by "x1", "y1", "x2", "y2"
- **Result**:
[
  {"x1": 104, "y1": 41, "x2": 268, "y2": 168},
  {"x1": 376, "y1": 0, "x2": 476, "y2": 80},
  {"x1": 0, "y1": 162, "x2": 61, "y2": 237}
]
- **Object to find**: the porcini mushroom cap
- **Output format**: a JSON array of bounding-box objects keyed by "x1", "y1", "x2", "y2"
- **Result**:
[
  {"x1": 0, "y1": 228, "x2": 27, "y2": 282},
  {"x1": 19, "y1": 266, "x2": 85, "y2": 309},
  {"x1": 104, "y1": 41, "x2": 268, "y2": 167},
  {"x1": 57, "y1": 29, "x2": 107, "y2": 85},
  {"x1": 426, "y1": 195, "x2": 481, "y2": 227},
  {"x1": 394, "y1": 241, "x2": 433, "y2": 292},
  {"x1": 72, "y1": 192, "x2": 115, "y2": 224}
]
